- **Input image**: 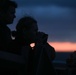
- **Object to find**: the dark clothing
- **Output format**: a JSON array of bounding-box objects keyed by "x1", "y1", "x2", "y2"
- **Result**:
[
  {"x1": 9, "y1": 34, "x2": 56, "y2": 75},
  {"x1": 32, "y1": 43, "x2": 56, "y2": 75},
  {"x1": 26, "y1": 48, "x2": 35, "y2": 75},
  {"x1": 0, "y1": 25, "x2": 12, "y2": 51},
  {"x1": 35, "y1": 50, "x2": 55, "y2": 75},
  {"x1": 9, "y1": 36, "x2": 35, "y2": 74},
  {"x1": 9, "y1": 36, "x2": 26, "y2": 54},
  {"x1": 0, "y1": 25, "x2": 21, "y2": 75}
]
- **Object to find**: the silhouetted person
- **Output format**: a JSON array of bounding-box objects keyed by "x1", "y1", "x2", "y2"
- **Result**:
[
  {"x1": 0, "y1": 0, "x2": 18, "y2": 75},
  {"x1": 0, "y1": 0, "x2": 17, "y2": 51},
  {"x1": 11, "y1": 16, "x2": 56, "y2": 75}
]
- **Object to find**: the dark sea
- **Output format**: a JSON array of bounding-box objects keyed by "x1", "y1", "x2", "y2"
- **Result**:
[
  {"x1": 54, "y1": 52, "x2": 72, "y2": 62},
  {"x1": 52, "y1": 52, "x2": 74, "y2": 75},
  {"x1": 52, "y1": 52, "x2": 72, "y2": 68}
]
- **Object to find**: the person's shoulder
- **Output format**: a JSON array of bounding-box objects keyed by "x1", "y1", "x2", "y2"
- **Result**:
[
  {"x1": 45, "y1": 43, "x2": 56, "y2": 60},
  {"x1": 46, "y1": 43, "x2": 55, "y2": 49},
  {"x1": 46, "y1": 43, "x2": 56, "y2": 54}
]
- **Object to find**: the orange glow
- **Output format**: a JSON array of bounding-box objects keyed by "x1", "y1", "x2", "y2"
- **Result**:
[{"x1": 48, "y1": 42, "x2": 76, "y2": 52}]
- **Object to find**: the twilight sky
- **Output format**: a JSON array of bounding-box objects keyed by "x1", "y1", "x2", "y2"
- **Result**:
[{"x1": 9, "y1": 0, "x2": 76, "y2": 51}]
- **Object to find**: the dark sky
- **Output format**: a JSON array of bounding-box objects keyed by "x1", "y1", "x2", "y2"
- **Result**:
[{"x1": 9, "y1": 0, "x2": 76, "y2": 42}]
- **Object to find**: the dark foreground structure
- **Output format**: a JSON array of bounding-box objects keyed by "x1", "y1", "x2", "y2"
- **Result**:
[{"x1": 0, "y1": 51, "x2": 75, "y2": 75}]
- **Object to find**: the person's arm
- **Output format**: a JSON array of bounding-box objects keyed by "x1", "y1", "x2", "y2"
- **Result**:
[{"x1": 44, "y1": 43, "x2": 56, "y2": 61}]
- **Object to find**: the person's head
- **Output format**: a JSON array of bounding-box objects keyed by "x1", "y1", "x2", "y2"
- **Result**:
[
  {"x1": 16, "y1": 16, "x2": 38, "y2": 43},
  {"x1": 0, "y1": 0, "x2": 17, "y2": 24}
]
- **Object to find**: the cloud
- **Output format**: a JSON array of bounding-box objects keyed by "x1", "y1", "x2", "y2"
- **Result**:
[
  {"x1": 12, "y1": 0, "x2": 76, "y2": 8},
  {"x1": 9, "y1": 1, "x2": 76, "y2": 42}
]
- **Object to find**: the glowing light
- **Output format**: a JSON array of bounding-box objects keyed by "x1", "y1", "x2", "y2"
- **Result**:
[{"x1": 30, "y1": 43, "x2": 35, "y2": 48}]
